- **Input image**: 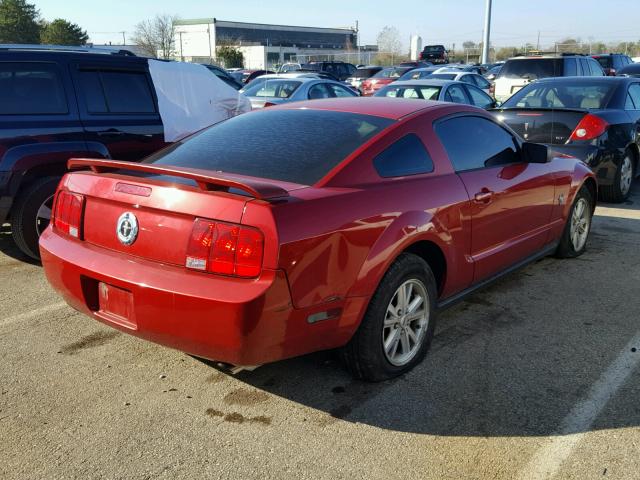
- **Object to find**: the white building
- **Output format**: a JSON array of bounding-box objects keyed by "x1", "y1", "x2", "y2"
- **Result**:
[{"x1": 173, "y1": 18, "x2": 357, "y2": 69}]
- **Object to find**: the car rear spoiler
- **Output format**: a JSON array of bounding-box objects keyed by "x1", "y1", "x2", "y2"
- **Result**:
[{"x1": 67, "y1": 158, "x2": 290, "y2": 200}]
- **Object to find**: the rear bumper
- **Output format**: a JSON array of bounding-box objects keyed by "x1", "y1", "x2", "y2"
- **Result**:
[
  {"x1": 39, "y1": 228, "x2": 368, "y2": 366},
  {"x1": 549, "y1": 144, "x2": 622, "y2": 186}
]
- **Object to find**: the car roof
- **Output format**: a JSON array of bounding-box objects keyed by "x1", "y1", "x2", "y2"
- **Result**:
[
  {"x1": 0, "y1": 49, "x2": 148, "y2": 64},
  {"x1": 533, "y1": 76, "x2": 637, "y2": 84},
  {"x1": 274, "y1": 97, "x2": 448, "y2": 120},
  {"x1": 388, "y1": 79, "x2": 456, "y2": 87}
]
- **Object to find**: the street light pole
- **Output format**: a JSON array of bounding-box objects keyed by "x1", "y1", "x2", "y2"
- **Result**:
[{"x1": 481, "y1": 0, "x2": 492, "y2": 64}]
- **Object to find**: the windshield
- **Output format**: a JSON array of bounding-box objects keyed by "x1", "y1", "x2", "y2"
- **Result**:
[
  {"x1": 498, "y1": 58, "x2": 563, "y2": 80},
  {"x1": 502, "y1": 81, "x2": 617, "y2": 109},
  {"x1": 373, "y1": 67, "x2": 412, "y2": 79},
  {"x1": 376, "y1": 85, "x2": 441, "y2": 100},
  {"x1": 143, "y1": 110, "x2": 393, "y2": 185},
  {"x1": 242, "y1": 80, "x2": 301, "y2": 98}
]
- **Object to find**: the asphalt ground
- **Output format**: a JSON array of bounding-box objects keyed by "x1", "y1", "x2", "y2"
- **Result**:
[{"x1": 1, "y1": 184, "x2": 639, "y2": 480}]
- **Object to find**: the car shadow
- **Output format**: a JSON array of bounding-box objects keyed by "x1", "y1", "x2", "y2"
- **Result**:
[
  {"x1": 0, "y1": 224, "x2": 40, "y2": 264},
  {"x1": 204, "y1": 183, "x2": 640, "y2": 437}
]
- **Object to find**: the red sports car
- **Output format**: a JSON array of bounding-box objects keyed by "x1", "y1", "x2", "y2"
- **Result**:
[{"x1": 40, "y1": 98, "x2": 596, "y2": 381}]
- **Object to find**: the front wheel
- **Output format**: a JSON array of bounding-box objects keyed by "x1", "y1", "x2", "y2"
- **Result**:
[
  {"x1": 11, "y1": 176, "x2": 61, "y2": 260},
  {"x1": 556, "y1": 185, "x2": 593, "y2": 258},
  {"x1": 341, "y1": 253, "x2": 437, "y2": 382}
]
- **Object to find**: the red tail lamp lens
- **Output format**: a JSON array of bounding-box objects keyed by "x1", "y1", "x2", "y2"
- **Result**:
[
  {"x1": 53, "y1": 190, "x2": 84, "y2": 238},
  {"x1": 186, "y1": 218, "x2": 264, "y2": 278},
  {"x1": 569, "y1": 114, "x2": 609, "y2": 142}
]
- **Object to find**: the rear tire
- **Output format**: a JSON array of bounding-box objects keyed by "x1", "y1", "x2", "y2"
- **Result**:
[
  {"x1": 341, "y1": 253, "x2": 437, "y2": 382},
  {"x1": 556, "y1": 185, "x2": 593, "y2": 258},
  {"x1": 11, "y1": 176, "x2": 61, "y2": 260},
  {"x1": 599, "y1": 151, "x2": 634, "y2": 203}
]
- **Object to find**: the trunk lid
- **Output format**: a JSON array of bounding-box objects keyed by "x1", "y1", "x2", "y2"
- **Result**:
[
  {"x1": 62, "y1": 159, "x2": 291, "y2": 266},
  {"x1": 493, "y1": 108, "x2": 589, "y2": 144}
]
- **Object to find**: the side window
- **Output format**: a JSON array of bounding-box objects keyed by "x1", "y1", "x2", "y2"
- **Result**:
[
  {"x1": 0, "y1": 62, "x2": 68, "y2": 115},
  {"x1": 460, "y1": 75, "x2": 475, "y2": 85},
  {"x1": 465, "y1": 86, "x2": 494, "y2": 109},
  {"x1": 328, "y1": 83, "x2": 355, "y2": 98},
  {"x1": 564, "y1": 58, "x2": 577, "y2": 76},
  {"x1": 435, "y1": 116, "x2": 520, "y2": 171},
  {"x1": 308, "y1": 83, "x2": 332, "y2": 99},
  {"x1": 628, "y1": 84, "x2": 640, "y2": 110},
  {"x1": 373, "y1": 134, "x2": 434, "y2": 177},
  {"x1": 79, "y1": 69, "x2": 156, "y2": 114},
  {"x1": 445, "y1": 85, "x2": 469, "y2": 104}
]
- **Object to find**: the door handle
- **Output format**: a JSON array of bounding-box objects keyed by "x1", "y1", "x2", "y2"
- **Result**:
[
  {"x1": 474, "y1": 189, "x2": 494, "y2": 204},
  {"x1": 96, "y1": 129, "x2": 125, "y2": 137}
]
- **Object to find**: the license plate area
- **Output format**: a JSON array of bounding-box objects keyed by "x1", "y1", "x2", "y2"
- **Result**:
[{"x1": 97, "y1": 282, "x2": 137, "y2": 330}]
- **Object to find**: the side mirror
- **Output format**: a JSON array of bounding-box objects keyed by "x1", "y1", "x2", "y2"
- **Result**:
[{"x1": 522, "y1": 142, "x2": 549, "y2": 163}]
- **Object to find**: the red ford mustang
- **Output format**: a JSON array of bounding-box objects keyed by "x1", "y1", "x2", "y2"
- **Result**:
[{"x1": 40, "y1": 98, "x2": 596, "y2": 381}]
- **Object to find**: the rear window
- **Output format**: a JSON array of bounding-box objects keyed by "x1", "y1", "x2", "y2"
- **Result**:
[
  {"x1": 594, "y1": 56, "x2": 611, "y2": 69},
  {"x1": 498, "y1": 58, "x2": 563, "y2": 80},
  {"x1": 423, "y1": 45, "x2": 445, "y2": 53},
  {"x1": 429, "y1": 73, "x2": 457, "y2": 80},
  {"x1": 502, "y1": 80, "x2": 617, "y2": 109},
  {"x1": 0, "y1": 62, "x2": 67, "y2": 115},
  {"x1": 242, "y1": 80, "x2": 301, "y2": 98},
  {"x1": 144, "y1": 110, "x2": 393, "y2": 185},
  {"x1": 352, "y1": 68, "x2": 380, "y2": 78},
  {"x1": 376, "y1": 86, "x2": 441, "y2": 100},
  {"x1": 373, "y1": 67, "x2": 412, "y2": 79}
]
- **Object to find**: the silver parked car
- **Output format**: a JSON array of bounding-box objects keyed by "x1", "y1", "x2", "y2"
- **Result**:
[
  {"x1": 240, "y1": 77, "x2": 358, "y2": 108},
  {"x1": 374, "y1": 79, "x2": 497, "y2": 110}
]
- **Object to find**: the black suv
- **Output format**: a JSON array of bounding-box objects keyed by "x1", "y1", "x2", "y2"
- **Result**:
[
  {"x1": 592, "y1": 54, "x2": 633, "y2": 76},
  {"x1": 0, "y1": 46, "x2": 166, "y2": 259},
  {"x1": 419, "y1": 45, "x2": 448, "y2": 64},
  {"x1": 299, "y1": 61, "x2": 357, "y2": 81}
]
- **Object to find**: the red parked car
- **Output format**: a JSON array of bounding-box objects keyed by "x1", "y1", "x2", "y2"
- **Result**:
[
  {"x1": 40, "y1": 98, "x2": 596, "y2": 381},
  {"x1": 361, "y1": 66, "x2": 415, "y2": 96}
]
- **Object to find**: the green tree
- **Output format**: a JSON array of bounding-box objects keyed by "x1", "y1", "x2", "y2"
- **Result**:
[
  {"x1": 41, "y1": 18, "x2": 88, "y2": 45},
  {"x1": 0, "y1": 0, "x2": 40, "y2": 44},
  {"x1": 216, "y1": 44, "x2": 243, "y2": 68}
]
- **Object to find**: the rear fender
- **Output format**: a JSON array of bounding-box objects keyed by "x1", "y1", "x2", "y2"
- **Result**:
[
  {"x1": 0, "y1": 141, "x2": 110, "y2": 173},
  {"x1": 347, "y1": 210, "x2": 453, "y2": 299}
]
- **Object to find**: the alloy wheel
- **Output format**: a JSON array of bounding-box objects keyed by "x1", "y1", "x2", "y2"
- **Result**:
[
  {"x1": 570, "y1": 197, "x2": 590, "y2": 252},
  {"x1": 382, "y1": 279, "x2": 430, "y2": 367},
  {"x1": 620, "y1": 156, "x2": 633, "y2": 196},
  {"x1": 36, "y1": 194, "x2": 54, "y2": 237}
]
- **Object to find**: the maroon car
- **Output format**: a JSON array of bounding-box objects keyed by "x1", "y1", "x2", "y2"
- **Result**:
[{"x1": 40, "y1": 98, "x2": 596, "y2": 381}]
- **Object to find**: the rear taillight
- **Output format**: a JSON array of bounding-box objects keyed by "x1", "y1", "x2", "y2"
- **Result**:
[
  {"x1": 263, "y1": 101, "x2": 276, "y2": 107},
  {"x1": 569, "y1": 114, "x2": 609, "y2": 142},
  {"x1": 52, "y1": 190, "x2": 84, "y2": 238},
  {"x1": 489, "y1": 83, "x2": 495, "y2": 96},
  {"x1": 185, "y1": 218, "x2": 264, "y2": 278}
]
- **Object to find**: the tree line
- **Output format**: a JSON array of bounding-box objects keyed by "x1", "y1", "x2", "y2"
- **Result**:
[{"x1": 0, "y1": 0, "x2": 88, "y2": 45}]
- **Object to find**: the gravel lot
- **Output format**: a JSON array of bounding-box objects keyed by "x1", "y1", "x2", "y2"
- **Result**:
[{"x1": 1, "y1": 185, "x2": 639, "y2": 480}]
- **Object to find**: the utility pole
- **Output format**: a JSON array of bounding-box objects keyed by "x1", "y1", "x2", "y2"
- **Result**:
[
  {"x1": 536, "y1": 30, "x2": 540, "y2": 51},
  {"x1": 481, "y1": 0, "x2": 492, "y2": 64},
  {"x1": 179, "y1": 31, "x2": 183, "y2": 62},
  {"x1": 121, "y1": 31, "x2": 126, "y2": 45}
]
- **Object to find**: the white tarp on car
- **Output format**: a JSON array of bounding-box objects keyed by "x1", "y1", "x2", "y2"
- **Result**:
[{"x1": 148, "y1": 60, "x2": 252, "y2": 143}]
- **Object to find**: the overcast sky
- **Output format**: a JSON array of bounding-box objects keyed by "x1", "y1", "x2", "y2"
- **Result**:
[{"x1": 34, "y1": 0, "x2": 640, "y2": 48}]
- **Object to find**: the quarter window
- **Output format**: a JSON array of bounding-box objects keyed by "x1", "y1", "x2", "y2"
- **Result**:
[
  {"x1": 373, "y1": 134, "x2": 434, "y2": 177},
  {"x1": 465, "y1": 86, "x2": 494, "y2": 109},
  {"x1": 628, "y1": 84, "x2": 640, "y2": 110},
  {"x1": 435, "y1": 116, "x2": 520, "y2": 171},
  {"x1": 327, "y1": 84, "x2": 356, "y2": 97},
  {"x1": 308, "y1": 83, "x2": 332, "y2": 99},
  {"x1": 0, "y1": 62, "x2": 67, "y2": 115}
]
